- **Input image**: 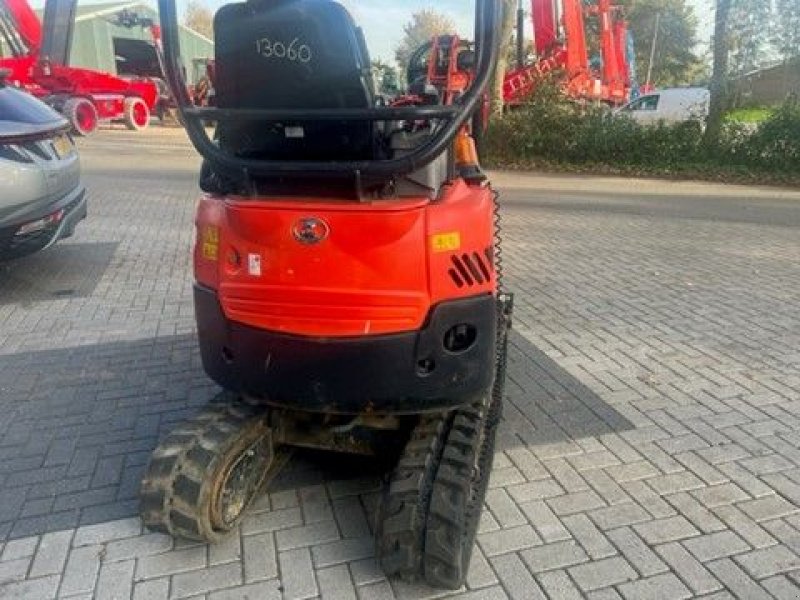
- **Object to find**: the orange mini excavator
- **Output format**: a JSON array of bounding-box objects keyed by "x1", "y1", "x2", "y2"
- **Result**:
[{"x1": 141, "y1": 0, "x2": 511, "y2": 588}]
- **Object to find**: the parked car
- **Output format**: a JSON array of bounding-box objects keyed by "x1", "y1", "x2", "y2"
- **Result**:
[
  {"x1": 0, "y1": 69, "x2": 86, "y2": 260},
  {"x1": 617, "y1": 87, "x2": 710, "y2": 125}
]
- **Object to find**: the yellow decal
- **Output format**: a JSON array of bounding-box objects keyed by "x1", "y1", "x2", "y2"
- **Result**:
[
  {"x1": 201, "y1": 225, "x2": 220, "y2": 261},
  {"x1": 431, "y1": 232, "x2": 461, "y2": 253}
]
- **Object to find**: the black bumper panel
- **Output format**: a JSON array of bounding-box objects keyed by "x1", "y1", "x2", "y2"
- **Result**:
[
  {"x1": 195, "y1": 285, "x2": 497, "y2": 415},
  {"x1": 0, "y1": 186, "x2": 87, "y2": 260}
]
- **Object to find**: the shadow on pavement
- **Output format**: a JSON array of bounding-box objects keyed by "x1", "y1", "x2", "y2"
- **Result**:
[
  {"x1": 0, "y1": 328, "x2": 632, "y2": 540},
  {"x1": 0, "y1": 242, "x2": 118, "y2": 305}
]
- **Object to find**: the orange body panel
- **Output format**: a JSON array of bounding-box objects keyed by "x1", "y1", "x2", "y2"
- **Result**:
[{"x1": 194, "y1": 180, "x2": 496, "y2": 338}]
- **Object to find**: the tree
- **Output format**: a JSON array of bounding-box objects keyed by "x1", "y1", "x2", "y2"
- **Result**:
[
  {"x1": 395, "y1": 10, "x2": 455, "y2": 75},
  {"x1": 705, "y1": 0, "x2": 732, "y2": 147},
  {"x1": 371, "y1": 60, "x2": 399, "y2": 97},
  {"x1": 621, "y1": 0, "x2": 700, "y2": 86},
  {"x1": 184, "y1": 1, "x2": 214, "y2": 40},
  {"x1": 728, "y1": 0, "x2": 771, "y2": 76},
  {"x1": 491, "y1": 0, "x2": 517, "y2": 117},
  {"x1": 772, "y1": 0, "x2": 800, "y2": 65}
]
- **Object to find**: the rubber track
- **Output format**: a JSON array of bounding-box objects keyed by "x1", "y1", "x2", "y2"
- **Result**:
[
  {"x1": 377, "y1": 303, "x2": 511, "y2": 588},
  {"x1": 139, "y1": 399, "x2": 269, "y2": 543},
  {"x1": 376, "y1": 413, "x2": 452, "y2": 580}
]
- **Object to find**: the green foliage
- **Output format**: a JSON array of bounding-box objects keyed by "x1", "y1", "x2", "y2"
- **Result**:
[
  {"x1": 394, "y1": 10, "x2": 455, "y2": 75},
  {"x1": 619, "y1": 0, "x2": 701, "y2": 86},
  {"x1": 483, "y1": 89, "x2": 800, "y2": 180},
  {"x1": 726, "y1": 107, "x2": 774, "y2": 124}
]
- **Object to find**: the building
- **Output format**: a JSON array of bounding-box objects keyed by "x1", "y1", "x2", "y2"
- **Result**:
[
  {"x1": 733, "y1": 58, "x2": 800, "y2": 107},
  {"x1": 1, "y1": 1, "x2": 214, "y2": 85}
]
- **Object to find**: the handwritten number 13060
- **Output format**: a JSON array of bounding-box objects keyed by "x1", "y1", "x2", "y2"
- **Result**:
[{"x1": 256, "y1": 38, "x2": 312, "y2": 63}]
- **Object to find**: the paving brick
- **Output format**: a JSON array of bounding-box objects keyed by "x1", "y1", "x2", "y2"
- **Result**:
[
  {"x1": 683, "y1": 531, "x2": 751, "y2": 563},
  {"x1": 209, "y1": 531, "x2": 241, "y2": 565},
  {"x1": 607, "y1": 527, "x2": 667, "y2": 577},
  {"x1": 170, "y1": 562, "x2": 242, "y2": 599},
  {"x1": 133, "y1": 578, "x2": 169, "y2": 600},
  {"x1": 332, "y1": 496, "x2": 371, "y2": 540},
  {"x1": 348, "y1": 559, "x2": 386, "y2": 586},
  {"x1": 712, "y1": 505, "x2": 776, "y2": 549},
  {"x1": 518, "y1": 500, "x2": 570, "y2": 542},
  {"x1": 28, "y1": 530, "x2": 72, "y2": 577},
  {"x1": 691, "y1": 483, "x2": 749, "y2": 508},
  {"x1": 536, "y1": 569, "x2": 583, "y2": 600},
  {"x1": 209, "y1": 580, "x2": 283, "y2": 600},
  {"x1": 739, "y1": 495, "x2": 800, "y2": 522},
  {"x1": 312, "y1": 537, "x2": 374, "y2": 568},
  {"x1": 506, "y1": 479, "x2": 564, "y2": 504},
  {"x1": 603, "y1": 462, "x2": 658, "y2": 484},
  {"x1": 136, "y1": 546, "x2": 206, "y2": 579},
  {"x1": 357, "y1": 580, "x2": 395, "y2": 599},
  {"x1": 706, "y1": 558, "x2": 772, "y2": 600},
  {"x1": 0, "y1": 557, "x2": 30, "y2": 585},
  {"x1": 568, "y1": 556, "x2": 637, "y2": 592},
  {"x1": 655, "y1": 542, "x2": 722, "y2": 595},
  {"x1": 317, "y1": 564, "x2": 356, "y2": 600},
  {"x1": 734, "y1": 544, "x2": 800, "y2": 579},
  {"x1": 95, "y1": 559, "x2": 135, "y2": 600},
  {"x1": 477, "y1": 524, "x2": 541, "y2": 557},
  {"x1": 562, "y1": 514, "x2": 617, "y2": 560},
  {"x1": 761, "y1": 575, "x2": 800, "y2": 600},
  {"x1": 104, "y1": 532, "x2": 173, "y2": 562},
  {"x1": 239, "y1": 507, "x2": 303, "y2": 536},
  {"x1": 276, "y1": 520, "x2": 340, "y2": 552},
  {"x1": 242, "y1": 532, "x2": 277, "y2": 583},
  {"x1": 618, "y1": 573, "x2": 691, "y2": 600},
  {"x1": 630, "y1": 516, "x2": 698, "y2": 547},
  {"x1": 279, "y1": 547, "x2": 318, "y2": 600},
  {"x1": 0, "y1": 573, "x2": 59, "y2": 599},
  {"x1": 666, "y1": 492, "x2": 726, "y2": 534},
  {"x1": 490, "y1": 553, "x2": 547, "y2": 600},
  {"x1": 521, "y1": 540, "x2": 588, "y2": 573},
  {"x1": 466, "y1": 547, "x2": 498, "y2": 590},
  {"x1": 619, "y1": 480, "x2": 676, "y2": 519},
  {"x1": 72, "y1": 517, "x2": 141, "y2": 546},
  {"x1": 589, "y1": 503, "x2": 651, "y2": 531},
  {"x1": 0, "y1": 536, "x2": 38, "y2": 561},
  {"x1": 648, "y1": 472, "x2": 705, "y2": 496},
  {"x1": 58, "y1": 544, "x2": 102, "y2": 597},
  {"x1": 548, "y1": 491, "x2": 605, "y2": 516}
]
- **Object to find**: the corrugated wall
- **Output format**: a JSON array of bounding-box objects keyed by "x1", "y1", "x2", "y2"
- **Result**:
[{"x1": 67, "y1": 6, "x2": 213, "y2": 84}]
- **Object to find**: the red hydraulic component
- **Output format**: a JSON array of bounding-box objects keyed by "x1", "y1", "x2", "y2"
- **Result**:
[
  {"x1": 531, "y1": 0, "x2": 557, "y2": 56},
  {"x1": 502, "y1": 0, "x2": 632, "y2": 106}
]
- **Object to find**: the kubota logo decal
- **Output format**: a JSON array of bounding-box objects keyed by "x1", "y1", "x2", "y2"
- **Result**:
[{"x1": 292, "y1": 217, "x2": 330, "y2": 245}]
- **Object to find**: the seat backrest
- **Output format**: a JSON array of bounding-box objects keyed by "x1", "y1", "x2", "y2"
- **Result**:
[{"x1": 213, "y1": 0, "x2": 376, "y2": 162}]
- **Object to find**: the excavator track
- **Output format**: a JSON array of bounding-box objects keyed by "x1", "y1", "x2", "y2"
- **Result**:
[
  {"x1": 140, "y1": 396, "x2": 287, "y2": 543},
  {"x1": 377, "y1": 297, "x2": 512, "y2": 589}
]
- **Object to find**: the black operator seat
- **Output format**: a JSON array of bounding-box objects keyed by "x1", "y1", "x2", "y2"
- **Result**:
[{"x1": 212, "y1": 0, "x2": 376, "y2": 164}]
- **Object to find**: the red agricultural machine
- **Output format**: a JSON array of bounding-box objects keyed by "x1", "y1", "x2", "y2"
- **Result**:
[
  {"x1": 0, "y1": 0, "x2": 160, "y2": 134},
  {"x1": 503, "y1": 0, "x2": 633, "y2": 105}
]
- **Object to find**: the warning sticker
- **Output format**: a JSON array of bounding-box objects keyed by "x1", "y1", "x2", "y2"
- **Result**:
[{"x1": 248, "y1": 253, "x2": 262, "y2": 276}]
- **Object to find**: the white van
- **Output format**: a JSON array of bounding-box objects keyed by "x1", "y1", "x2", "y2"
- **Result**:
[{"x1": 617, "y1": 88, "x2": 710, "y2": 125}]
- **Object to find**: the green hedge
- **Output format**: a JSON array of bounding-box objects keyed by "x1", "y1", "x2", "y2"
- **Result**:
[{"x1": 483, "y1": 92, "x2": 800, "y2": 180}]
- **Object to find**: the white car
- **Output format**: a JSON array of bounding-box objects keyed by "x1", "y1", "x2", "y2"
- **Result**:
[
  {"x1": 0, "y1": 69, "x2": 86, "y2": 259},
  {"x1": 618, "y1": 88, "x2": 710, "y2": 125}
]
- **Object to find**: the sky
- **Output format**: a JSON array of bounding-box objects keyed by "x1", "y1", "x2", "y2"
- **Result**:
[{"x1": 29, "y1": 0, "x2": 716, "y2": 63}]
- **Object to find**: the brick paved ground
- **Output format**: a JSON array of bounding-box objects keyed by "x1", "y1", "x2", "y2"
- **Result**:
[{"x1": 0, "y1": 128, "x2": 799, "y2": 599}]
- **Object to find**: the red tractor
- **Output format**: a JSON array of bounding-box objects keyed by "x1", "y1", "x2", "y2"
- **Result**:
[
  {"x1": 0, "y1": 0, "x2": 159, "y2": 135},
  {"x1": 140, "y1": 0, "x2": 511, "y2": 589}
]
